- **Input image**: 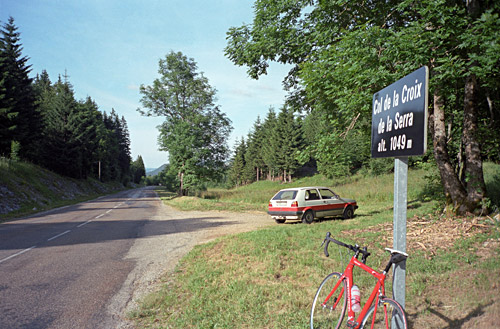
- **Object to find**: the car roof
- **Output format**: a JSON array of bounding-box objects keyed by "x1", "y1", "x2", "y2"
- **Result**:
[{"x1": 277, "y1": 186, "x2": 332, "y2": 191}]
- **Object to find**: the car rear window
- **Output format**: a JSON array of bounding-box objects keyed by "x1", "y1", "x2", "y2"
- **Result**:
[{"x1": 272, "y1": 190, "x2": 297, "y2": 201}]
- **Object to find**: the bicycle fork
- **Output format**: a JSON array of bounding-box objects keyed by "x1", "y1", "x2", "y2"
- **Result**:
[{"x1": 322, "y1": 280, "x2": 345, "y2": 311}]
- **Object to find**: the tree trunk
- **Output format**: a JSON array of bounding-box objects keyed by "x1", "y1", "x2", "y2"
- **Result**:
[
  {"x1": 178, "y1": 171, "x2": 184, "y2": 196},
  {"x1": 462, "y1": 74, "x2": 487, "y2": 212},
  {"x1": 430, "y1": 90, "x2": 467, "y2": 211},
  {"x1": 459, "y1": 0, "x2": 487, "y2": 213}
]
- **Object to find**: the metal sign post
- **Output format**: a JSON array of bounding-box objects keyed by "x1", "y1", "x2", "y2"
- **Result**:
[
  {"x1": 371, "y1": 66, "x2": 428, "y2": 310},
  {"x1": 393, "y1": 157, "x2": 408, "y2": 308}
]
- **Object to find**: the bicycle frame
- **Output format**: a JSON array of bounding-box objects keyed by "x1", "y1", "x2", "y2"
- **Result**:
[{"x1": 324, "y1": 255, "x2": 387, "y2": 329}]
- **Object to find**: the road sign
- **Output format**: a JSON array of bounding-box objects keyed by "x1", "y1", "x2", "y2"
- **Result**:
[
  {"x1": 371, "y1": 66, "x2": 429, "y2": 158},
  {"x1": 370, "y1": 67, "x2": 429, "y2": 312}
]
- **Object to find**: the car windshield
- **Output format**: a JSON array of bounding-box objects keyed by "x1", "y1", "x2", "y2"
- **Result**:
[{"x1": 272, "y1": 190, "x2": 297, "y2": 201}]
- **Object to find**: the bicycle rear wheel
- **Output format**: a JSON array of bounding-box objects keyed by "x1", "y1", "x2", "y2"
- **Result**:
[
  {"x1": 360, "y1": 297, "x2": 407, "y2": 329},
  {"x1": 310, "y1": 272, "x2": 346, "y2": 329}
]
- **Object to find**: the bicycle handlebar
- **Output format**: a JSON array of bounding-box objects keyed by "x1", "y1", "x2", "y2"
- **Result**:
[{"x1": 322, "y1": 232, "x2": 371, "y2": 263}]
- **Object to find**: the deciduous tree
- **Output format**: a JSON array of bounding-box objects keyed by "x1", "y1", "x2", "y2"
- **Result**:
[
  {"x1": 225, "y1": 0, "x2": 500, "y2": 214},
  {"x1": 138, "y1": 51, "x2": 232, "y2": 195}
]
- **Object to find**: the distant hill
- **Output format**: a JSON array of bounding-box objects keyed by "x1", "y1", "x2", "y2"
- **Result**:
[{"x1": 146, "y1": 164, "x2": 167, "y2": 176}]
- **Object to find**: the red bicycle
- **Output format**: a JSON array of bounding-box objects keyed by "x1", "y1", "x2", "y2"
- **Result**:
[{"x1": 310, "y1": 232, "x2": 408, "y2": 329}]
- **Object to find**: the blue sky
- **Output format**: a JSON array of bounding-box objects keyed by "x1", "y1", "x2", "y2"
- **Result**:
[{"x1": 1, "y1": 0, "x2": 290, "y2": 169}]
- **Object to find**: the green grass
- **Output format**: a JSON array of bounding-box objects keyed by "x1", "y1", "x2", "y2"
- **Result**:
[
  {"x1": 484, "y1": 161, "x2": 500, "y2": 208},
  {"x1": 160, "y1": 168, "x2": 430, "y2": 215},
  {"x1": 133, "y1": 164, "x2": 500, "y2": 328}
]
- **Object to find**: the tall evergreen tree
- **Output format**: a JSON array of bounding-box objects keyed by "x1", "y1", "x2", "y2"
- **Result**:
[
  {"x1": 41, "y1": 76, "x2": 78, "y2": 176},
  {"x1": 30, "y1": 67, "x2": 132, "y2": 182},
  {"x1": 0, "y1": 17, "x2": 40, "y2": 159},
  {"x1": 228, "y1": 138, "x2": 247, "y2": 187},
  {"x1": 114, "y1": 111, "x2": 131, "y2": 183},
  {"x1": 260, "y1": 108, "x2": 279, "y2": 180},
  {"x1": 72, "y1": 97, "x2": 102, "y2": 179},
  {"x1": 131, "y1": 155, "x2": 146, "y2": 184},
  {"x1": 276, "y1": 106, "x2": 303, "y2": 182},
  {"x1": 98, "y1": 111, "x2": 119, "y2": 181},
  {"x1": 0, "y1": 50, "x2": 15, "y2": 156},
  {"x1": 244, "y1": 116, "x2": 265, "y2": 182}
]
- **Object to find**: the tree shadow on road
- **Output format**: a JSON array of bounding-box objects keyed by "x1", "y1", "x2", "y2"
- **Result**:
[{"x1": 0, "y1": 215, "x2": 240, "y2": 252}]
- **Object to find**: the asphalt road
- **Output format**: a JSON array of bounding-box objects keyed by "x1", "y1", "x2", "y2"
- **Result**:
[{"x1": 0, "y1": 187, "x2": 160, "y2": 329}]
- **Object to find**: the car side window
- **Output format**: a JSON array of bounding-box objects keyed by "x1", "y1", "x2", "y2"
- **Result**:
[
  {"x1": 306, "y1": 189, "x2": 319, "y2": 200},
  {"x1": 319, "y1": 189, "x2": 338, "y2": 199}
]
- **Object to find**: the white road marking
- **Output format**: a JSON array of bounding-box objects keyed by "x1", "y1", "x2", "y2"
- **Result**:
[
  {"x1": 0, "y1": 195, "x2": 136, "y2": 264},
  {"x1": 47, "y1": 230, "x2": 71, "y2": 242},
  {"x1": 0, "y1": 246, "x2": 37, "y2": 264},
  {"x1": 77, "y1": 220, "x2": 92, "y2": 228}
]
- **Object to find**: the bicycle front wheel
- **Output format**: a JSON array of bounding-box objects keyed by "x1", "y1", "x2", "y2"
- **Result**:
[
  {"x1": 310, "y1": 272, "x2": 346, "y2": 329},
  {"x1": 360, "y1": 297, "x2": 407, "y2": 329}
]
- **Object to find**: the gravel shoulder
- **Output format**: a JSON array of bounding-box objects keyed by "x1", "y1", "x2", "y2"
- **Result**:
[{"x1": 106, "y1": 194, "x2": 272, "y2": 328}]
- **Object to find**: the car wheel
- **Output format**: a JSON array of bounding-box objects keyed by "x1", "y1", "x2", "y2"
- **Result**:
[
  {"x1": 302, "y1": 210, "x2": 314, "y2": 224},
  {"x1": 343, "y1": 206, "x2": 354, "y2": 219},
  {"x1": 275, "y1": 218, "x2": 286, "y2": 224}
]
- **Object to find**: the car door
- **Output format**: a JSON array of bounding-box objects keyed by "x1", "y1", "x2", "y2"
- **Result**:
[
  {"x1": 318, "y1": 188, "x2": 344, "y2": 216},
  {"x1": 305, "y1": 188, "x2": 328, "y2": 218}
]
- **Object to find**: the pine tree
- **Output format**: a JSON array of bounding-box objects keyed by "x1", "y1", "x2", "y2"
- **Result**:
[
  {"x1": 41, "y1": 76, "x2": 78, "y2": 176},
  {"x1": 31, "y1": 69, "x2": 131, "y2": 182},
  {"x1": 0, "y1": 17, "x2": 40, "y2": 159},
  {"x1": 98, "y1": 111, "x2": 120, "y2": 181},
  {"x1": 72, "y1": 97, "x2": 102, "y2": 179},
  {"x1": 244, "y1": 116, "x2": 265, "y2": 182},
  {"x1": 101, "y1": 110, "x2": 122, "y2": 181},
  {"x1": 117, "y1": 114, "x2": 132, "y2": 183},
  {"x1": 131, "y1": 155, "x2": 146, "y2": 184},
  {"x1": 0, "y1": 51, "x2": 15, "y2": 156},
  {"x1": 276, "y1": 106, "x2": 302, "y2": 182},
  {"x1": 261, "y1": 108, "x2": 279, "y2": 180},
  {"x1": 228, "y1": 138, "x2": 247, "y2": 187}
]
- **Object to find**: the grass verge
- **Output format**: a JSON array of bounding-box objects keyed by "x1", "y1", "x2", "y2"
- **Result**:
[{"x1": 0, "y1": 158, "x2": 126, "y2": 221}]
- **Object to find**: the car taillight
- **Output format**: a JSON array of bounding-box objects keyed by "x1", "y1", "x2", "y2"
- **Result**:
[
  {"x1": 268, "y1": 202, "x2": 272, "y2": 207},
  {"x1": 291, "y1": 201, "x2": 298, "y2": 207}
]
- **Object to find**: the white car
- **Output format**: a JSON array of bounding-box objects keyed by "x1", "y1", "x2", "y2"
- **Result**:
[{"x1": 268, "y1": 186, "x2": 358, "y2": 224}]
